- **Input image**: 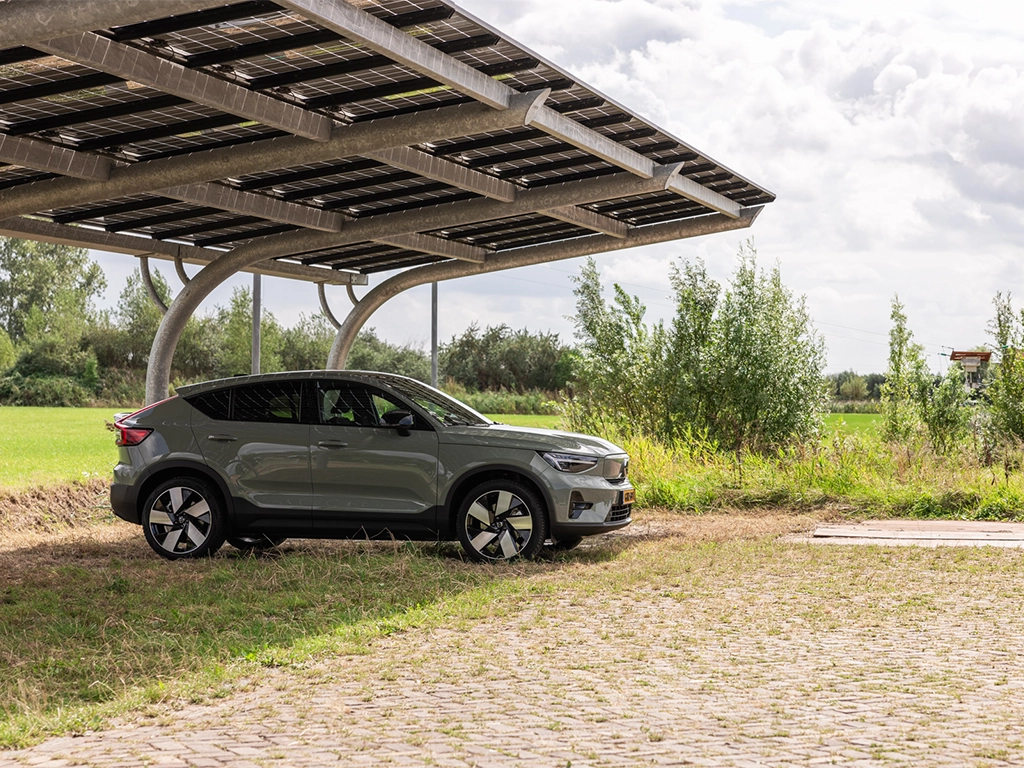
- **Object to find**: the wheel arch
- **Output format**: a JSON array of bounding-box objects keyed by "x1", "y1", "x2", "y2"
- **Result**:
[
  {"x1": 135, "y1": 459, "x2": 233, "y2": 522},
  {"x1": 442, "y1": 464, "x2": 554, "y2": 538}
]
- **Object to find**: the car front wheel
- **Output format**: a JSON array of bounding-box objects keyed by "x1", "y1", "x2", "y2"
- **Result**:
[
  {"x1": 457, "y1": 479, "x2": 548, "y2": 563},
  {"x1": 141, "y1": 477, "x2": 225, "y2": 560}
]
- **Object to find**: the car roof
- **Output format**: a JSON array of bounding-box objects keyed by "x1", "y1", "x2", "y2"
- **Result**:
[{"x1": 174, "y1": 370, "x2": 417, "y2": 398}]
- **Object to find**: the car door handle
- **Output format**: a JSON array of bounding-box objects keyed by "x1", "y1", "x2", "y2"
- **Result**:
[
  {"x1": 207, "y1": 434, "x2": 238, "y2": 442},
  {"x1": 318, "y1": 440, "x2": 348, "y2": 449}
]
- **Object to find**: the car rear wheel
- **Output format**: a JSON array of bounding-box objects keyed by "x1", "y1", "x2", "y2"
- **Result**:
[
  {"x1": 457, "y1": 479, "x2": 548, "y2": 563},
  {"x1": 141, "y1": 477, "x2": 225, "y2": 560},
  {"x1": 227, "y1": 534, "x2": 287, "y2": 552}
]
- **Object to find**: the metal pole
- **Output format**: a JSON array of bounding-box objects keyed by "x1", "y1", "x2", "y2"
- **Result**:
[
  {"x1": 431, "y1": 281, "x2": 438, "y2": 388},
  {"x1": 252, "y1": 273, "x2": 262, "y2": 375}
]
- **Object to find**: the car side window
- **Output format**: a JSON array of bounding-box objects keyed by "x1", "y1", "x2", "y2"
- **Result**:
[
  {"x1": 316, "y1": 381, "x2": 420, "y2": 428},
  {"x1": 231, "y1": 381, "x2": 303, "y2": 424},
  {"x1": 316, "y1": 381, "x2": 379, "y2": 427},
  {"x1": 187, "y1": 389, "x2": 232, "y2": 421}
]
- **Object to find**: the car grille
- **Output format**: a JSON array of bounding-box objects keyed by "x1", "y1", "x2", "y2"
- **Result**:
[{"x1": 607, "y1": 503, "x2": 632, "y2": 523}]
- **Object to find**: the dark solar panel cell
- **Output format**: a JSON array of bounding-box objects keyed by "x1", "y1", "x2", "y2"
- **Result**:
[
  {"x1": 359, "y1": 254, "x2": 444, "y2": 274},
  {"x1": 196, "y1": 223, "x2": 299, "y2": 247},
  {"x1": 6, "y1": 94, "x2": 188, "y2": 136},
  {"x1": 0, "y1": 47, "x2": 43, "y2": 67},
  {"x1": 237, "y1": 159, "x2": 382, "y2": 191},
  {"x1": 0, "y1": 71, "x2": 125, "y2": 106},
  {"x1": 281, "y1": 170, "x2": 420, "y2": 201},
  {"x1": 300, "y1": 243, "x2": 395, "y2": 266},
  {"x1": 110, "y1": 1, "x2": 283, "y2": 42},
  {"x1": 350, "y1": 191, "x2": 476, "y2": 217},
  {"x1": 51, "y1": 196, "x2": 178, "y2": 224},
  {"x1": 106, "y1": 206, "x2": 223, "y2": 233},
  {"x1": 72, "y1": 113, "x2": 244, "y2": 152},
  {"x1": 159, "y1": 215, "x2": 265, "y2": 240}
]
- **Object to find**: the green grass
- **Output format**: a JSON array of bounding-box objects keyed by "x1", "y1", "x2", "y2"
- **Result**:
[
  {"x1": 0, "y1": 407, "x2": 121, "y2": 489},
  {"x1": 823, "y1": 413, "x2": 880, "y2": 434},
  {"x1": 485, "y1": 413, "x2": 561, "y2": 429}
]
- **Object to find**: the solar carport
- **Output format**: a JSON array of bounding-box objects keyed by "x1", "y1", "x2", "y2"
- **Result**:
[{"x1": 0, "y1": 0, "x2": 775, "y2": 404}]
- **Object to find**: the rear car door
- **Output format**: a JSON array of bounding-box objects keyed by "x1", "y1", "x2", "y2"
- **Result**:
[
  {"x1": 189, "y1": 380, "x2": 312, "y2": 535},
  {"x1": 309, "y1": 379, "x2": 440, "y2": 538}
]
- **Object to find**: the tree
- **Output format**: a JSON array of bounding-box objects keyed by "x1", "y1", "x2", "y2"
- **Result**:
[
  {"x1": 880, "y1": 295, "x2": 928, "y2": 442},
  {"x1": 0, "y1": 237, "x2": 105, "y2": 342},
  {"x1": 440, "y1": 324, "x2": 571, "y2": 393},
  {"x1": 566, "y1": 242, "x2": 828, "y2": 449},
  {"x1": 347, "y1": 328, "x2": 431, "y2": 382},
  {"x1": 214, "y1": 286, "x2": 283, "y2": 377},
  {"x1": 0, "y1": 326, "x2": 14, "y2": 373},
  {"x1": 988, "y1": 292, "x2": 1024, "y2": 441},
  {"x1": 839, "y1": 374, "x2": 868, "y2": 400},
  {"x1": 916, "y1": 364, "x2": 969, "y2": 454}
]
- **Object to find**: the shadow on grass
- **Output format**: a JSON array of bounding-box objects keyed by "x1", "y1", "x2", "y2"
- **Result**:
[{"x1": 0, "y1": 529, "x2": 642, "y2": 748}]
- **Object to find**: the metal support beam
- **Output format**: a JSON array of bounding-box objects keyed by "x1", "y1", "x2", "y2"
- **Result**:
[
  {"x1": 327, "y1": 207, "x2": 764, "y2": 369},
  {"x1": 541, "y1": 205, "x2": 629, "y2": 239},
  {"x1": 375, "y1": 233, "x2": 487, "y2": 263},
  {"x1": 276, "y1": 0, "x2": 512, "y2": 110},
  {"x1": 35, "y1": 33, "x2": 331, "y2": 142},
  {"x1": 0, "y1": 0, "x2": 220, "y2": 49},
  {"x1": 0, "y1": 91, "x2": 548, "y2": 220},
  {"x1": 666, "y1": 174, "x2": 741, "y2": 219},
  {"x1": 364, "y1": 146, "x2": 517, "y2": 202},
  {"x1": 158, "y1": 182, "x2": 344, "y2": 232},
  {"x1": 0, "y1": 134, "x2": 113, "y2": 181},
  {"x1": 318, "y1": 283, "x2": 342, "y2": 329},
  {"x1": 346, "y1": 284, "x2": 359, "y2": 306},
  {"x1": 252, "y1": 273, "x2": 262, "y2": 375},
  {"x1": 139, "y1": 255, "x2": 168, "y2": 315},
  {"x1": 0, "y1": 216, "x2": 366, "y2": 286},
  {"x1": 526, "y1": 105, "x2": 655, "y2": 179},
  {"x1": 431, "y1": 281, "x2": 438, "y2": 388}
]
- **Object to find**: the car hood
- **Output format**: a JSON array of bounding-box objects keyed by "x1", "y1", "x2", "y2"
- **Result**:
[{"x1": 439, "y1": 424, "x2": 624, "y2": 455}]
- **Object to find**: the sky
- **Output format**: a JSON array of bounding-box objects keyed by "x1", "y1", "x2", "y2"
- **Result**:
[{"x1": 88, "y1": 0, "x2": 1024, "y2": 374}]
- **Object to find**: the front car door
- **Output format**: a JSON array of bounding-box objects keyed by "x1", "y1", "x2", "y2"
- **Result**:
[
  {"x1": 309, "y1": 379, "x2": 440, "y2": 539},
  {"x1": 190, "y1": 380, "x2": 312, "y2": 536}
]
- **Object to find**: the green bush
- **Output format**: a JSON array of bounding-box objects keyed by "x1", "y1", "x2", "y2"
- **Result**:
[
  {"x1": 565, "y1": 243, "x2": 828, "y2": 450},
  {"x1": 0, "y1": 374, "x2": 90, "y2": 407},
  {"x1": 440, "y1": 324, "x2": 571, "y2": 393}
]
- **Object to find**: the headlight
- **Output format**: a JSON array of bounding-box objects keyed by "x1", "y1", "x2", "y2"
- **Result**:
[{"x1": 540, "y1": 451, "x2": 600, "y2": 473}]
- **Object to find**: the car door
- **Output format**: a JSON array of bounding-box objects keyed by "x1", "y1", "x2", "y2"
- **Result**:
[
  {"x1": 190, "y1": 380, "x2": 312, "y2": 535},
  {"x1": 309, "y1": 379, "x2": 440, "y2": 538}
]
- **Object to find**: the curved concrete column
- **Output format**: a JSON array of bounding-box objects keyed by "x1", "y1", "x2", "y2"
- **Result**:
[
  {"x1": 144, "y1": 228, "x2": 357, "y2": 404},
  {"x1": 326, "y1": 208, "x2": 763, "y2": 370}
]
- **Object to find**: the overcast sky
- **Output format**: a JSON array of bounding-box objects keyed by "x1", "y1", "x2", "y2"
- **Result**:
[{"x1": 89, "y1": 0, "x2": 1024, "y2": 374}]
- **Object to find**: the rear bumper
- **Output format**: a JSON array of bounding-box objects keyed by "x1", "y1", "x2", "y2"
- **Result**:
[{"x1": 110, "y1": 483, "x2": 140, "y2": 524}]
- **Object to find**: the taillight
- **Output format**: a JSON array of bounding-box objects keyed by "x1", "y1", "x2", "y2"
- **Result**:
[{"x1": 116, "y1": 425, "x2": 152, "y2": 447}]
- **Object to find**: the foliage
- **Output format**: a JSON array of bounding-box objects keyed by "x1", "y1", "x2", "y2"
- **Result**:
[
  {"x1": 279, "y1": 312, "x2": 335, "y2": 371},
  {"x1": 213, "y1": 286, "x2": 284, "y2": 377},
  {"x1": 565, "y1": 243, "x2": 829, "y2": 450},
  {"x1": 988, "y1": 292, "x2": 1024, "y2": 441},
  {"x1": 441, "y1": 379, "x2": 559, "y2": 415},
  {"x1": 880, "y1": 295, "x2": 928, "y2": 443},
  {"x1": 440, "y1": 323, "x2": 571, "y2": 393},
  {"x1": 347, "y1": 327, "x2": 431, "y2": 383},
  {"x1": 0, "y1": 374, "x2": 91, "y2": 407},
  {"x1": 916, "y1": 364, "x2": 970, "y2": 454},
  {"x1": 0, "y1": 326, "x2": 16, "y2": 373},
  {"x1": 0, "y1": 238, "x2": 105, "y2": 343}
]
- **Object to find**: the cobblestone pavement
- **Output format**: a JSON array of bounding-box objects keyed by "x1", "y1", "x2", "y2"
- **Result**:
[{"x1": 5, "y1": 518, "x2": 1024, "y2": 768}]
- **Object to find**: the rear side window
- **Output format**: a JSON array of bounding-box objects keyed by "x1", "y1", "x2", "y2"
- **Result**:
[
  {"x1": 233, "y1": 381, "x2": 303, "y2": 424},
  {"x1": 187, "y1": 390, "x2": 231, "y2": 421}
]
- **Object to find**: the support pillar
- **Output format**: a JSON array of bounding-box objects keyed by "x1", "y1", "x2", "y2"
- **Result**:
[
  {"x1": 251, "y1": 273, "x2": 262, "y2": 375},
  {"x1": 139, "y1": 255, "x2": 168, "y2": 315},
  {"x1": 431, "y1": 282, "x2": 438, "y2": 388}
]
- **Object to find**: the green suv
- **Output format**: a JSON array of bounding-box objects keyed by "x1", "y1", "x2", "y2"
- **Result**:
[{"x1": 111, "y1": 371, "x2": 633, "y2": 562}]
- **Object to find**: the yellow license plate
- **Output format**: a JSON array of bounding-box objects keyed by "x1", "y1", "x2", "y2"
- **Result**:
[{"x1": 622, "y1": 489, "x2": 635, "y2": 505}]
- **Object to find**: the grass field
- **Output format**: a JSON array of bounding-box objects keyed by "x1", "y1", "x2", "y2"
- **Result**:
[
  {"x1": 823, "y1": 412, "x2": 880, "y2": 434},
  {"x1": 0, "y1": 407, "x2": 120, "y2": 489}
]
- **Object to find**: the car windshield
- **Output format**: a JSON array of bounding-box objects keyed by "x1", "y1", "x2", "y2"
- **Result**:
[{"x1": 378, "y1": 377, "x2": 492, "y2": 427}]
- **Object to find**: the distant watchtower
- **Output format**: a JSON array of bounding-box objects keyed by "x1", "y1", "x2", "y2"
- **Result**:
[{"x1": 949, "y1": 350, "x2": 992, "y2": 391}]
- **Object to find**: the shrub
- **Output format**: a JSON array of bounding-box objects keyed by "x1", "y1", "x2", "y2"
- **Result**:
[
  {"x1": 880, "y1": 295, "x2": 928, "y2": 442},
  {"x1": 565, "y1": 242, "x2": 828, "y2": 450},
  {"x1": 988, "y1": 292, "x2": 1024, "y2": 441},
  {"x1": 440, "y1": 324, "x2": 571, "y2": 393},
  {"x1": 441, "y1": 380, "x2": 559, "y2": 415},
  {"x1": 0, "y1": 374, "x2": 90, "y2": 407}
]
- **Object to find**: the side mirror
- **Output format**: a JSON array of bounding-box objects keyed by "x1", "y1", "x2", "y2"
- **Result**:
[{"x1": 380, "y1": 410, "x2": 415, "y2": 436}]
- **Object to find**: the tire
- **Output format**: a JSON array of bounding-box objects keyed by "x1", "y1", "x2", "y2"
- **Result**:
[
  {"x1": 547, "y1": 536, "x2": 583, "y2": 553},
  {"x1": 227, "y1": 534, "x2": 287, "y2": 552},
  {"x1": 457, "y1": 478, "x2": 548, "y2": 563},
  {"x1": 141, "y1": 477, "x2": 226, "y2": 560}
]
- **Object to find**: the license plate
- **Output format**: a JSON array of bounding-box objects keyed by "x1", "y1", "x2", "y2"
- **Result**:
[{"x1": 622, "y1": 489, "x2": 635, "y2": 505}]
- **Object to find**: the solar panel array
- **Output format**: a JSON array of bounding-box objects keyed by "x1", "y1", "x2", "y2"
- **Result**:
[{"x1": 0, "y1": 0, "x2": 775, "y2": 277}]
